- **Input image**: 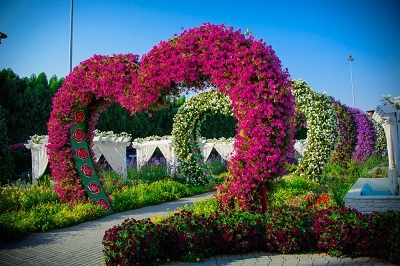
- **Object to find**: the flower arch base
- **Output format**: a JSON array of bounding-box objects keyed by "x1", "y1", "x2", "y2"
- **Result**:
[{"x1": 70, "y1": 107, "x2": 112, "y2": 213}]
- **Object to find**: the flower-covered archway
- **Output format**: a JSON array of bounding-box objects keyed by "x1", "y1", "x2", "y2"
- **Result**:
[
  {"x1": 348, "y1": 107, "x2": 377, "y2": 162},
  {"x1": 172, "y1": 90, "x2": 233, "y2": 185},
  {"x1": 292, "y1": 80, "x2": 338, "y2": 182},
  {"x1": 328, "y1": 97, "x2": 357, "y2": 166},
  {"x1": 47, "y1": 23, "x2": 295, "y2": 213}
]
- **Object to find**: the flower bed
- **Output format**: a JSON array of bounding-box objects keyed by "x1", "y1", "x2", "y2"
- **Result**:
[{"x1": 102, "y1": 206, "x2": 400, "y2": 265}]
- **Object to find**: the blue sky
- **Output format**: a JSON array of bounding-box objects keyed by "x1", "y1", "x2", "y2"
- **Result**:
[{"x1": 1, "y1": 0, "x2": 399, "y2": 111}]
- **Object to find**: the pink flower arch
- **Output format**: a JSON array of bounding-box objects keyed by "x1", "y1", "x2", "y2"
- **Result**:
[{"x1": 47, "y1": 23, "x2": 295, "y2": 212}]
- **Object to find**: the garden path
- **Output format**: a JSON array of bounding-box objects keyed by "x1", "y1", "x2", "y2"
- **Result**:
[{"x1": 0, "y1": 192, "x2": 394, "y2": 266}]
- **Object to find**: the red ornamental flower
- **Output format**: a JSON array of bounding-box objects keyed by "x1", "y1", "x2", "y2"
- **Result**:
[
  {"x1": 97, "y1": 198, "x2": 110, "y2": 212},
  {"x1": 88, "y1": 181, "x2": 102, "y2": 194},
  {"x1": 81, "y1": 164, "x2": 94, "y2": 177},
  {"x1": 73, "y1": 128, "x2": 85, "y2": 142},
  {"x1": 75, "y1": 147, "x2": 89, "y2": 160},
  {"x1": 74, "y1": 110, "x2": 86, "y2": 124}
]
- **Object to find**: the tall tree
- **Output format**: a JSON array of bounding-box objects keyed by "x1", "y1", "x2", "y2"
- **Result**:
[
  {"x1": 0, "y1": 105, "x2": 14, "y2": 184},
  {"x1": 0, "y1": 68, "x2": 26, "y2": 143}
]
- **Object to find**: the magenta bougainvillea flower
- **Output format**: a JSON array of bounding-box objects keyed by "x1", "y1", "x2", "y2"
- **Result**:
[
  {"x1": 348, "y1": 107, "x2": 377, "y2": 162},
  {"x1": 328, "y1": 97, "x2": 358, "y2": 166},
  {"x1": 47, "y1": 23, "x2": 295, "y2": 212}
]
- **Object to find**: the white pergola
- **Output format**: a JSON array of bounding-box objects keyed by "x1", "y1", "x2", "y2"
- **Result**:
[{"x1": 373, "y1": 104, "x2": 400, "y2": 195}]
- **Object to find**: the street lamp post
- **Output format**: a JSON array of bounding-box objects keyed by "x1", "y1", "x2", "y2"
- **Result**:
[
  {"x1": 69, "y1": 0, "x2": 74, "y2": 73},
  {"x1": 347, "y1": 55, "x2": 355, "y2": 107}
]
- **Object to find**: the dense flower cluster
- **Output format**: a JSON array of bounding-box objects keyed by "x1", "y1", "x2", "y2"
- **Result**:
[
  {"x1": 141, "y1": 24, "x2": 294, "y2": 212},
  {"x1": 102, "y1": 208, "x2": 400, "y2": 265},
  {"x1": 47, "y1": 54, "x2": 141, "y2": 203},
  {"x1": 292, "y1": 80, "x2": 338, "y2": 182},
  {"x1": 381, "y1": 94, "x2": 400, "y2": 109},
  {"x1": 328, "y1": 97, "x2": 357, "y2": 166},
  {"x1": 348, "y1": 108, "x2": 377, "y2": 162},
  {"x1": 48, "y1": 23, "x2": 294, "y2": 211},
  {"x1": 172, "y1": 90, "x2": 233, "y2": 185}
]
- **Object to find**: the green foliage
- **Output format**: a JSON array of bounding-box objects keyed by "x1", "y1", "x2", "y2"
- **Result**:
[
  {"x1": 268, "y1": 175, "x2": 320, "y2": 210},
  {"x1": 0, "y1": 181, "x2": 104, "y2": 242},
  {"x1": 0, "y1": 163, "x2": 215, "y2": 243},
  {"x1": 0, "y1": 69, "x2": 62, "y2": 174},
  {"x1": 0, "y1": 105, "x2": 14, "y2": 184},
  {"x1": 0, "y1": 202, "x2": 105, "y2": 242},
  {"x1": 97, "y1": 96, "x2": 186, "y2": 139},
  {"x1": 0, "y1": 70, "x2": 61, "y2": 145},
  {"x1": 36, "y1": 174, "x2": 52, "y2": 187},
  {"x1": 129, "y1": 165, "x2": 170, "y2": 183},
  {"x1": 200, "y1": 112, "x2": 236, "y2": 139},
  {"x1": 110, "y1": 180, "x2": 192, "y2": 213},
  {"x1": 0, "y1": 183, "x2": 58, "y2": 213}
]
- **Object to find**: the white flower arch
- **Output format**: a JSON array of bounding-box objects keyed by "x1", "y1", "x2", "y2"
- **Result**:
[
  {"x1": 292, "y1": 80, "x2": 339, "y2": 181},
  {"x1": 172, "y1": 90, "x2": 233, "y2": 185}
]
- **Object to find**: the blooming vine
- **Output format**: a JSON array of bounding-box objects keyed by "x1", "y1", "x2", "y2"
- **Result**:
[
  {"x1": 47, "y1": 54, "x2": 141, "y2": 210},
  {"x1": 292, "y1": 80, "x2": 339, "y2": 182},
  {"x1": 47, "y1": 23, "x2": 295, "y2": 212},
  {"x1": 348, "y1": 107, "x2": 377, "y2": 162},
  {"x1": 328, "y1": 97, "x2": 357, "y2": 166},
  {"x1": 172, "y1": 90, "x2": 233, "y2": 185},
  {"x1": 373, "y1": 119, "x2": 387, "y2": 155}
]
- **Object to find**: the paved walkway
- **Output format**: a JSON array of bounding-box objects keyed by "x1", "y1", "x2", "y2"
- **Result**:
[{"x1": 0, "y1": 192, "x2": 395, "y2": 266}]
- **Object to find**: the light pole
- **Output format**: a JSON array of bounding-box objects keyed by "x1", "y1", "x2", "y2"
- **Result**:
[
  {"x1": 69, "y1": 0, "x2": 74, "y2": 73},
  {"x1": 347, "y1": 55, "x2": 355, "y2": 107}
]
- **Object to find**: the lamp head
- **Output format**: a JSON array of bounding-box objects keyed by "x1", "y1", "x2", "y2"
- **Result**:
[{"x1": 0, "y1": 32, "x2": 7, "y2": 44}]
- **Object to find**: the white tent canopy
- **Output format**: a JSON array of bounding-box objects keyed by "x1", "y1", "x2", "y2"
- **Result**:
[
  {"x1": 24, "y1": 135, "x2": 239, "y2": 181},
  {"x1": 92, "y1": 140, "x2": 131, "y2": 179},
  {"x1": 131, "y1": 139, "x2": 176, "y2": 172},
  {"x1": 24, "y1": 137, "x2": 49, "y2": 184},
  {"x1": 198, "y1": 140, "x2": 234, "y2": 162}
]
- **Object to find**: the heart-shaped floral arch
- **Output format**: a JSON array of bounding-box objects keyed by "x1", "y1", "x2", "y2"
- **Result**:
[{"x1": 47, "y1": 23, "x2": 295, "y2": 212}]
